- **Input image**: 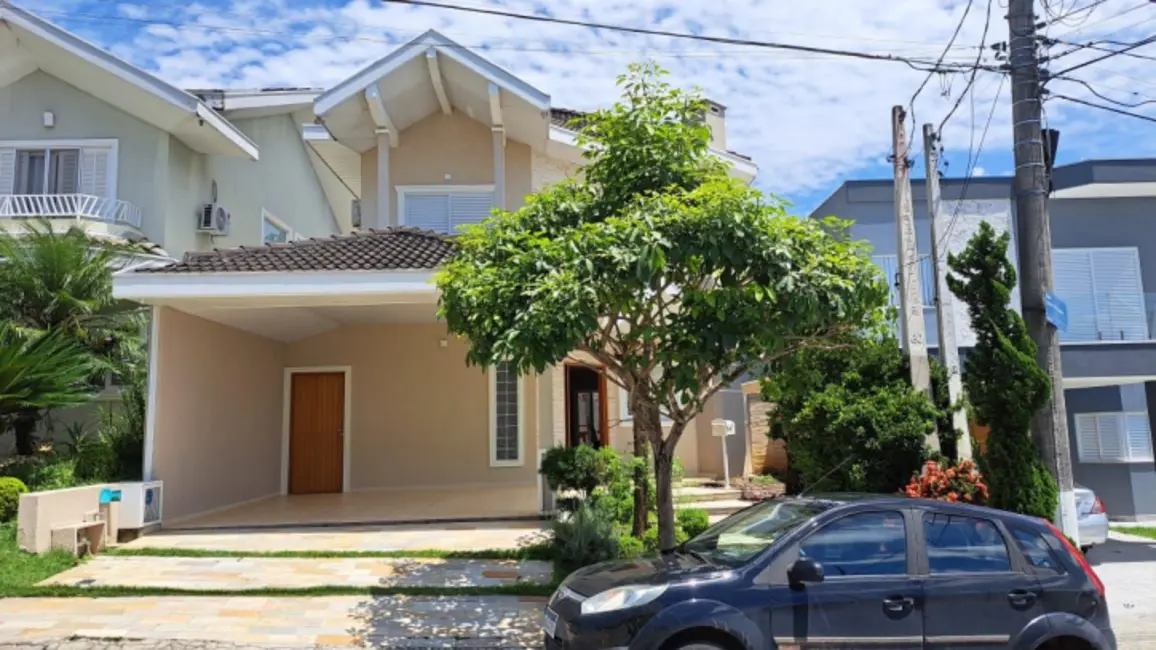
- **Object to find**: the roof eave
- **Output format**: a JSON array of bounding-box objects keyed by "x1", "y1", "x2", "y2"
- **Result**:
[{"x1": 547, "y1": 126, "x2": 758, "y2": 182}]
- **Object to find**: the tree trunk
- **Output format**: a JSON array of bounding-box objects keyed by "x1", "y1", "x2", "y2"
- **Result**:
[
  {"x1": 632, "y1": 428, "x2": 649, "y2": 538},
  {"x1": 13, "y1": 410, "x2": 39, "y2": 456},
  {"x1": 653, "y1": 440, "x2": 677, "y2": 552}
]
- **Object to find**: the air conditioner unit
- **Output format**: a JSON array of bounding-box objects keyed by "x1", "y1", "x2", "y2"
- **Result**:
[
  {"x1": 351, "y1": 198, "x2": 362, "y2": 229},
  {"x1": 118, "y1": 481, "x2": 163, "y2": 529},
  {"x1": 198, "y1": 203, "x2": 231, "y2": 236}
]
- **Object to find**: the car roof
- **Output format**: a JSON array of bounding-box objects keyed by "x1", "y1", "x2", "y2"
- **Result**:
[{"x1": 784, "y1": 493, "x2": 1048, "y2": 528}]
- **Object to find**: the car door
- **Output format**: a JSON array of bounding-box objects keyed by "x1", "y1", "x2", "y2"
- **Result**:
[
  {"x1": 767, "y1": 509, "x2": 923, "y2": 649},
  {"x1": 919, "y1": 510, "x2": 1046, "y2": 649}
]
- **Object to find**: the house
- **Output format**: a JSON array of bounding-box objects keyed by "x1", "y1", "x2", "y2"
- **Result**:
[
  {"x1": 812, "y1": 159, "x2": 1156, "y2": 522},
  {"x1": 106, "y1": 28, "x2": 758, "y2": 527}
]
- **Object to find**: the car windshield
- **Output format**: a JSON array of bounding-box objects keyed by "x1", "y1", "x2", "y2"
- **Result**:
[{"x1": 682, "y1": 499, "x2": 829, "y2": 566}]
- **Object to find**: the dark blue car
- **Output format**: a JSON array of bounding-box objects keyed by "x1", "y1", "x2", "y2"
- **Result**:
[{"x1": 545, "y1": 495, "x2": 1114, "y2": 650}]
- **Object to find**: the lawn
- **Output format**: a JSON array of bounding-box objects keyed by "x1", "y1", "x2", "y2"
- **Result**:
[
  {"x1": 0, "y1": 522, "x2": 77, "y2": 593},
  {"x1": 1113, "y1": 526, "x2": 1156, "y2": 540}
]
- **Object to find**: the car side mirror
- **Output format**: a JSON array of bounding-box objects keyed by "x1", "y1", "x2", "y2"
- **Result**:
[{"x1": 788, "y1": 557, "x2": 825, "y2": 587}]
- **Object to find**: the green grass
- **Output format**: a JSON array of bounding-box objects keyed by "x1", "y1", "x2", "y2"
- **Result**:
[
  {"x1": 106, "y1": 544, "x2": 555, "y2": 561},
  {"x1": 1113, "y1": 526, "x2": 1156, "y2": 540},
  {"x1": 0, "y1": 522, "x2": 79, "y2": 593},
  {"x1": 0, "y1": 583, "x2": 556, "y2": 598}
]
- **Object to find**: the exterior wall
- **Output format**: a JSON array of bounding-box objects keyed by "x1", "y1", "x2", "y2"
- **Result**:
[
  {"x1": 0, "y1": 71, "x2": 170, "y2": 244},
  {"x1": 163, "y1": 136, "x2": 208, "y2": 258},
  {"x1": 1050, "y1": 196, "x2": 1156, "y2": 291},
  {"x1": 151, "y1": 307, "x2": 286, "y2": 522},
  {"x1": 360, "y1": 111, "x2": 533, "y2": 224},
  {"x1": 199, "y1": 114, "x2": 339, "y2": 254},
  {"x1": 285, "y1": 322, "x2": 540, "y2": 491},
  {"x1": 16, "y1": 484, "x2": 112, "y2": 553},
  {"x1": 531, "y1": 152, "x2": 575, "y2": 193}
]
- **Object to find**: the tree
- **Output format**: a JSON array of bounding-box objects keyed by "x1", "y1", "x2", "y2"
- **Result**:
[
  {"x1": 437, "y1": 63, "x2": 887, "y2": 549},
  {"x1": 0, "y1": 325, "x2": 98, "y2": 440},
  {"x1": 0, "y1": 222, "x2": 144, "y2": 454},
  {"x1": 947, "y1": 222, "x2": 1057, "y2": 518},
  {"x1": 761, "y1": 334, "x2": 937, "y2": 494}
]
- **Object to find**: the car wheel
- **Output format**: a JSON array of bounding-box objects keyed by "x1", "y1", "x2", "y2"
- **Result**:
[{"x1": 670, "y1": 644, "x2": 728, "y2": 650}]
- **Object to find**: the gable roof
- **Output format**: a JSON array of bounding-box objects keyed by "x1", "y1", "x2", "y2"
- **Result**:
[
  {"x1": 0, "y1": 2, "x2": 257, "y2": 159},
  {"x1": 134, "y1": 227, "x2": 454, "y2": 274}
]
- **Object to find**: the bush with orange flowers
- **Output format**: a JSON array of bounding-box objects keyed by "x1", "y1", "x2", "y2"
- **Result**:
[{"x1": 904, "y1": 458, "x2": 989, "y2": 505}]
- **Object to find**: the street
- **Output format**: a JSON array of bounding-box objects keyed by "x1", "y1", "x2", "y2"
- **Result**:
[{"x1": 1093, "y1": 530, "x2": 1156, "y2": 649}]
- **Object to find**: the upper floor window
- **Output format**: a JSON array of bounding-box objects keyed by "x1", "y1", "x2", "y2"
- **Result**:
[
  {"x1": 397, "y1": 185, "x2": 494, "y2": 234},
  {"x1": 262, "y1": 210, "x2": 293, "y2": 244},
  {"x1": 0, "y1": 140, "x2": 116, "y2": 198},
  {"x1": 1053, "y1": 247, "x2": 1148, "y2": 342},
  {"x1": 1075, "y1": 411, "x2": 1154, "y2": 463}
]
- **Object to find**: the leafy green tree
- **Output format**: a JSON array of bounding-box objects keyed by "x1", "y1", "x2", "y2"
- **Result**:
[
  {"x1": 761, "y1": 335, "x2": 936, "y2": 494},
  {"x1": 0, "y1": 223, "x2": 144, "y2": 454},
  {"x1": 947, "y1": 222, "x2": 1057, "y2": 518},
  {"x1": 437, "y1": 63, "x2": 886, "y2": 549},
  {"x1": 0, "y1": 325, "x2": 99, "y2": 447}
]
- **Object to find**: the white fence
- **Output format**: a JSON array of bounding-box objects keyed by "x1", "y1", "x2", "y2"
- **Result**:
[{"x1": 0, "y1": 194, "x2": 142, "y2": 228}]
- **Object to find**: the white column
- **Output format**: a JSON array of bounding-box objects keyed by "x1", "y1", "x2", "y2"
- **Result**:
[
  {"x1": 492, "y1": 128, "x2": 506, "y2": 210},
  {"x1": 143, "y1": 306, "x2": 161, "y2": 481},
  {"x1": 376, "y1": 129, "x2": 391, "y2": 229}
]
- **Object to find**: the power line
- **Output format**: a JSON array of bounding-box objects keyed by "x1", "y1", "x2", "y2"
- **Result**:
[
  {"x1": 939, "y1": 0, "x2": 997, "y2": 132},
  {"x1": 380, "y1": 0, "x2": 1000, "y2": 73},
  {"x1": 1052, "y1": 32, "x2": 1156, "y2": 75},
  {"x1": 1051, "y1": 93, "x2": 1156, "y2": 123},
  {"x1": 907, "y1": 0, "x2": 980, "y2": 158},
  {"x1": 1051, "y1": 75, "x2": 1156, "y2": 107},
  {"x1": 1056, "y1": 0, "x2": 1153, "y2": 36},
  {"x1": 1044, "y1": 0, "x2": 1114, "y2": 27},
  {"x1": 1048, "y1": 36, "x2": 1156, "y2": 61}
]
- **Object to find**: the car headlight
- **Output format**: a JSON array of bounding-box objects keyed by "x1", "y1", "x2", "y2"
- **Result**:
[{"x1": 580, "y1": 584, "x2": 668, "y2": 616}]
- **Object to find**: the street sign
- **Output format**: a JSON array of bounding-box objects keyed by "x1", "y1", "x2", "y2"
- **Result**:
[{"x1": 1045, "y1": 292, "x2": 1068, "y2": 333}]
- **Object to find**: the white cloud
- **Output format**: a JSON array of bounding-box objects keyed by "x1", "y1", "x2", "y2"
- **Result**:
[
  {"x1": 972, "y1": 166, "x2": 987, "y2": 177},
  {"x1": 33, "y1": 0, "x2": 1156, "y2": 204}
]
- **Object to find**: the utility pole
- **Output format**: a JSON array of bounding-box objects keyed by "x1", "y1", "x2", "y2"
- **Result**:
[
  {"x1": 892, "y1": 106, "x2": 940, "y2": 453},
  {"x1": 922, "y1": 124, "x2": 973, "y2": 460},
  {"x1": 1008, "y1": 0, "x2": 1079, "y2": 541}
]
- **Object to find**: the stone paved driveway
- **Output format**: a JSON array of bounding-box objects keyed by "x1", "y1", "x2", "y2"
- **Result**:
[
  {"x1": 40, "y1": 557, "x2": 552, "y2": 591},
  {"x1": 0, "y1": 595, "x2": 547, "y2": 648}
]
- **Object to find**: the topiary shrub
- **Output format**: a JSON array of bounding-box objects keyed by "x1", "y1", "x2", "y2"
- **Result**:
[
  {"x1": 553, "y1": 502, "x2": 620, "y2": 572},
  {"x1": 540, "y1": 444, "x2": 622, "y2": 500},
  {"x1": 0, "y1": 476, "x2": 28, "y2": 522},
  {"x1": 677, "y1": 508, "x2": 711, "y2": 539},
  {"x1": 904, "y1": 459, "x2": 989, "y2": 505}
]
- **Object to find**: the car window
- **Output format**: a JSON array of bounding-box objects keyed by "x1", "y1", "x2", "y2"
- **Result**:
[
  {"x1": 923, "y1": 512, "x2": 1011, "y2": 574},
  {"x1": 1010, "y1": 527, "x2": 1065, "y2": 574},
  {"x1": 798, "y1": 511, "x2": 907, "y2": 577}
]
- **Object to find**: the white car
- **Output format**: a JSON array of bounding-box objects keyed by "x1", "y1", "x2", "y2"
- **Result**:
[{"x1": 1075, "y1": 484, "x2": 1109, "y2": 553}]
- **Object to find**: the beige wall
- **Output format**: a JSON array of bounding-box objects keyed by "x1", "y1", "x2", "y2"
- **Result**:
[
  {"x1": 361, "y1": 111, "x2": 533, "y2": 224},
  {"x1": 152, "y1": 307, "x2": 285, "y2": 522},
  {"x1": 286, "y1": 323, "x2": 540, "y2": 490},
  {"x1": 16, "y1": 484, "x2": 111, "y2": 553}
]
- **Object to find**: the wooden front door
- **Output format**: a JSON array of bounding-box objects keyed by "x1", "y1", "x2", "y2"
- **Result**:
[{"x1": 288, "y1": 372, "x2": 345, "y2": 495}]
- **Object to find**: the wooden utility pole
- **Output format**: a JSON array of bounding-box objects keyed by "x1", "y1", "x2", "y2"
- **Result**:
[
  {"x1": 922, "y1": 124, "x2": 973, "y2": 460},
  {"x1": 1008, "y1": 0, "x2": 1079, "y2": 540},
  {"x1": 892, "y1": 106, "x2": 939, "y2": 453}
]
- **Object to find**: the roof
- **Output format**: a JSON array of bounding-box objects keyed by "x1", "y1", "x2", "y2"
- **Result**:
[
  {"x1": 135, "y1": 227, "x2": 454, "y2": 274},
  {"x1": 0, "y1": 3, "x2": 257, "y2": 159}
]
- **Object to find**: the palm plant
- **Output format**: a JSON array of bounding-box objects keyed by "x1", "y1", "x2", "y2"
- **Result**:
[
  {"x1": 0, "y1": 325, "x2": 99, "y2": 454},
  {"x1": 0, "y1": 222, "x2": 145, "y2": 454}
]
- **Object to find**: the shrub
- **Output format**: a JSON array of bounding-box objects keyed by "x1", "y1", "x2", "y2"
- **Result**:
[
  {"x1": 617, "y1": 533, "x2": 645, "y2": 559},
  {"x1": 540, "y1": 444, "x2": 622, "y2": 498},
  {"x1": 1, "y1": 454, "x2": 79, "y2": 492},
  {"x1": 677, "y1": 508, "x2": 711, "y2": 539},
  {"x1": 0, "y1": 477, "x2": 28, "y2": 522},
  {"x1": 553, "y1": 503, "x2": 620, "y2": 572},
  {"x1": 642, "y1": 512, "x2": 687, "y2": 553},
  {"x1": 904, "y1": 459, "x2": 989, "y2": 505}
]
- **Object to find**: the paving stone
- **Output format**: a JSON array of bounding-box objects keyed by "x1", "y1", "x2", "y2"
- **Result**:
[{"x1": 40, "y1": 557, "x2": 553, "y2": 591}]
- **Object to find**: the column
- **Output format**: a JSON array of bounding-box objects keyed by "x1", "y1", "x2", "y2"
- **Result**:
[{"x1": 375, "y1": 129, "x2": 390, "y2": 229}]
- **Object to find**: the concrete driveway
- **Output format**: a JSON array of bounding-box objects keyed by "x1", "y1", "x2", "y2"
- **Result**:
[{"x1": 1090, "y1": 530, "x2": 1156, "y2": 648}]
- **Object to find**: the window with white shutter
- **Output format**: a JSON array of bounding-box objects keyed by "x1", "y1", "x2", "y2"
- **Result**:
[
  {"x1": 399, "y1": 186, "x2": 495, "y2": 234},
  {"x1": 0, "y1": 141, "x2": 116, "y2": 199},
  {"x1": 1053, "y1": 247, "x2": 1147, "y2": 341},
  {"x1": 1076, "y1": 411, "x2": 1154, "y2": 463},
  {"x1": 0, "y1": 148, "x2": 15, "y2": 194},
  {"x1": 872, "y1": 254, "x2": 937, "y2": 344},
  {"x1": 79, "y1": 146, "x2": 113, "y2": 198}
]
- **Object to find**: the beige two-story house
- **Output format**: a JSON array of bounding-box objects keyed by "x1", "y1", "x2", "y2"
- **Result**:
[{"x1": 95, "y1": 25, "x2": 758, "y2": 527}]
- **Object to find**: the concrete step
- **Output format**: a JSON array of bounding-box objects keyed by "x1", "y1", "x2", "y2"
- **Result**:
[
  {"x1": 677, "y1": 498, "x2": 749, "y2": 517},
  {"x1": 674, "y1": 485, "x2": 741, "y2": 503}
]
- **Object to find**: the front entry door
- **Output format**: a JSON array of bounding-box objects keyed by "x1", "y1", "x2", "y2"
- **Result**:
[{"x1": 288, "y1": 372, "x2": 345, "y2": 494}]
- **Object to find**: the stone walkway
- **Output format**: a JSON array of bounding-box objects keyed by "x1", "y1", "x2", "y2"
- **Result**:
[
  {"x1": 40, "y1": 556, "x2": 552, "y2": 591},
  {"x1": 122, "y1": 522, "x2": 551, "y2": 554},
  {"x1": 0, "y1": 596, "x2": 546, "y2": 648}
]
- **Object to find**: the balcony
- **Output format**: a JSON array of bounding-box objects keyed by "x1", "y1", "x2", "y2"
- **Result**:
[{"x1": 0, "y1": 194, "x2": 142, "y2": 228}]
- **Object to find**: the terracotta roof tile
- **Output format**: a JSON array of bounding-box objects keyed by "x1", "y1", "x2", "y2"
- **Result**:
[{"x1": 135, "y1": 227, "x2": 454, "y2": 274}]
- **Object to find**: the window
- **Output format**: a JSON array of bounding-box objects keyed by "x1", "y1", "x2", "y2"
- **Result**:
[
  {"x1": 873, "y1": 254, "x2": 939, "y2": 346},
  {"x1": 1010, "y1": 527, "x2": 1065, "y2": 575},
  {"x1": 398, "y1": 186, "x2": 495, "y2": 234},
  {"x1": 923, "y1": 512, "x2": 1011, "y2": 574},
  {"x1": 262, "y1": 211, "x2": 292, "y2": 244},
  {"x1": 619, "y1": 387, "x2": 673, "y2": 426},
  {"x1": 1053, "y1": 248, "x2": 1148, "y2": 342},
  {"x1": 0, "y1": 141, "x2": 115, "y2": 197},
  {"x1": 1076, "y1": 412, "x2": 1154, "y2": 463},
  {"x1": 798, "y1": 511, "x2": 907, "y2": 577},
  {"x1": 490, "y1": 362, "x2": 523, "y2": 466}
]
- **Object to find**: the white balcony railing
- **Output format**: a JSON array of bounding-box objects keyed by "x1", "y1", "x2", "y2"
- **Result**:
[{"x1": 0, "y1": 194, "x2": 142, "y2": 228}]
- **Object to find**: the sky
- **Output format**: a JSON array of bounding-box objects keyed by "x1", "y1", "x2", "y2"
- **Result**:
[{"x1": 26, "y1": 0, "x2": 1156, "y2": 214}]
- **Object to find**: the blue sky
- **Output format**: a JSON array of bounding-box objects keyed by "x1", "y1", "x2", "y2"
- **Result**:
[{"x1": 28, "y1": 0, "x2": 1156, "y2": 214}]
